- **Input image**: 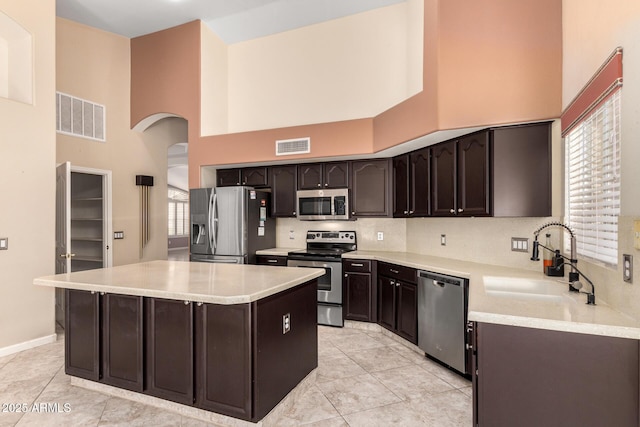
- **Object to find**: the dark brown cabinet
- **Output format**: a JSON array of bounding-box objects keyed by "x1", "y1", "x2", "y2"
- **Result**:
[
  {"x1": 377, "y1": 262, "x2": 418, "y2": 344},
  {"x1": 65, "y1": 289, "x2": 101, "y2": 381},
  {"x1": 350, "y1": 159, "x2": 392, "y2": 217},
  {"x1": 431, "y1": 133, "x2": 490, "y2": 217},
  {"x1": 217, "y1": 168, "x2": 242, "y2": 187},
  {"x1": 343, "y1": 259, "x2": 377, "y2": 322},
  {"x1": 298, "y1": 162, "x2": 350, "y2": 189},
  {"x1": 393, "y1": 148, "x2": 430, "y2": 217},
  {"x1": 472, "y1": 322, "x2": 640, "y2": 427},
  {"x1": 241, "y1": 167, "x2": 269, "y2": 187},
  {"x1": 145, "y1": 298, "x2": 194, "y2": 405},
  {"x1": 102, "y1": 293, "x2": 143, "y2": 392},
  {"x1": 256, "y1": 255, "x2": 288, "y2": 266},
  {"x1": 270, "y1": 165, "x2": 297, "y2": 217}
]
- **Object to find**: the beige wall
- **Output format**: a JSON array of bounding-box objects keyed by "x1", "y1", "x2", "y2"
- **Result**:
[
  {"x1": 225, "y1": 2, "x2": 422, "y2": 134},
  {"x1": 0, "y1": 0, "x2": 56, "y2": 349},
  {"x1": 57, "y1": 18, "x2": 188, "y2": 266},
  {"x1": 562, "y1": 0, "x2": 640, "y2": 318},
  {"x1": 200, "y1": 25, "x2": 228, "y2": 136}
]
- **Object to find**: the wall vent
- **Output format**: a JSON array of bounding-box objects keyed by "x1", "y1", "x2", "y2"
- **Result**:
[
  {"x1": 56, "y1": 92, "x2": 106, "y2": 142},
  {"x1": 276, "y1": 137, "x2": 310, "y2": 156}
]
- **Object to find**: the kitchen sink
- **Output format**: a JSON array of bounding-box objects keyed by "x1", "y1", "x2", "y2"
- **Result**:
[{"x1": 482, "y1": 276, "x2": 568, "y2": 302}]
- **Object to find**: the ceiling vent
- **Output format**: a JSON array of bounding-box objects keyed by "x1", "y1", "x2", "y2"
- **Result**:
[{"x1": 276, "y1": 137, "x2": 310, "y2": 156}]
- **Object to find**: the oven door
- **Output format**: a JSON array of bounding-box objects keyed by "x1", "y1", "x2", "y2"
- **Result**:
[{"x1": 287, "y1": 259, "x2": 342, "y2": 304}]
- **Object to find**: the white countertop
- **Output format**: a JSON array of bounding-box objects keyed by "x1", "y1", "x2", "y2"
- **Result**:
[
  {"x1": 33, "y1": 260, "x2": 324, "y2": 305},
  {"x1": 344, "y1": 250, "x2": 640, "y2": 340}
]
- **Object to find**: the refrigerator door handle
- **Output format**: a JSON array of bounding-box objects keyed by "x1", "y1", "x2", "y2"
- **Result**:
[{"x1": 209, "y1": 189, "x2": 218, "y2": 253}]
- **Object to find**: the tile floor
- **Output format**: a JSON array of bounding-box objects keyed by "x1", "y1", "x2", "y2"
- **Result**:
[{"x1": 0, "y1": 326, "x2": 471, "y2": 426}]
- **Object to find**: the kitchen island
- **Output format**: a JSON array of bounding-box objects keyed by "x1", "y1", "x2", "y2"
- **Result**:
[{"x1": 34, "y1": 260, "x2": 323, "y2": 425}]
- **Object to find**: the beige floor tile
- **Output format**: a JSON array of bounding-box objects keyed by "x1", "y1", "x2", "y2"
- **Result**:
[
  {"x1": 316, "y1": 373, "x2": 401, "y2": 416},
  {"x1": 346, "y1": 346, "x2": 413, "y2": 373},
  {"x1": 302, "y1": 416, "x2": 349, "y2": 427},
  {"x1": 342, "y1": 400, "x2": 428, "y2": 426},
  {"x1": 277, "y1": 385, "x2": 340, "y2": 425},
  {"x1": 317, "y1": 354, "x2": 367, "y2": 383},
  {"x1": 0, "y1": 353, "x2": 17, "y2": 370},
  {"x1": 362, "y1": 331, "x2": 398, "y2": 346},
  {"x1": 418, "y1": 359, "x2": 471, "y2": 389},
  {"x1": 98, "y1": 396, "x2": 183, "y2": 426},
  {"x1": 371, "y1": 365, "x2": 454, "y2": 401},
  {"x1": 329, "y1": 333, "x2": 386, "y2": 355},
  {"x1": 387, "y1": 343, "x2": 430, "y2": 365},
  {"x1": 408, "y1": 389, "x2": 473, "y2": 426},
  {"x1": 317, "y1": 342, "x2": 346, "y2": 361}
]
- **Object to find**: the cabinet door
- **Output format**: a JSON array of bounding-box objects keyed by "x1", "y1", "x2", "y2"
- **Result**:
[
  {"x1": 396, "y1": 282, "x2": 418, "y2": 344},
  {"x1": 102, "y1": 293, "x2": 143, "y2": 392},
  {"x1": 270, "y1": 166, "x2": 297, "y2": 217},
  {"x1": 410, "y1": 147, "x2": 430, "y2": 216},
  {"x1": 298, "y1": 164, "x2": 323, "y2": 190},
  {"x1": 195, "y1": 303, "x2": 252, "y2": 419},
  {"x1": 392, "y1": 155, "x2": 409, "y2": 217},
  {"x1": 145, "y1": 298, "x2": 194, "y2": 405},
  {"x1": 350, "y1": 159, "x2": 392, "y2": 217},
  {"x1": 457, "y1": 132, "x2": 490, "y2": 216},
  {"x1": 242, "y1": 167, "x2": 269, "y2": 187},
  {"x1": 344, "y1": 272, "x2": 374, "y2": 322},
  {"x1": 378, "y1": 276, "x2": 397, "y2": 332},
  {"x1": 324, "y1": 162, "x2": 349, "y2": 188},
  {"x1": 431, "y1": 141, "x2": 456, "y2": 216},
  {"x1": 65, "y1": 289, "x2": 100, "y2": 381},
  {"x1": 217, "y1": 169, "x2": 241, "y2": 187},
  {"x1": 255, "y1": 255, "x2": 287, "y2": 266}
]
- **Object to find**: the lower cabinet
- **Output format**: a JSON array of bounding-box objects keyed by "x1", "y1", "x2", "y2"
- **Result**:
[
  {"x1": 343, "y1": 259, "x2": 377, "y2": 322},
  {"x1": 145, "y1": 298, "x2": 194, "y2": 405},
  {"x1": 65, "y1": 289, "x2": 101, "y2": 381},
  {"x1": 472, "y1": 322, "x2": 640, "y2": 427},
  {"x1": 377, "y1": 263, "x2": 418, "y2": 344}
]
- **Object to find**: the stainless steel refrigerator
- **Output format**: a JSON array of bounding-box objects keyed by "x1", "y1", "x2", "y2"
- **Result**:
[{"x1": 190, "y1": 187, "x2": 275, "y2": 264}]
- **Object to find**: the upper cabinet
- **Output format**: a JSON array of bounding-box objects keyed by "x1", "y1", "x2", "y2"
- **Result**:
[
  {"x1": 270, "y1": 165, "x2": 298, "y2": 217},
  {"x1": 216, "y1": 169, "x2": 241, "y2": 187},
  {"x1": 430, "y1": 122, "x2": 551, "y2": 218},
  {"x1": 217, "y1": 167, "x2": 268, "y2": 187},
  {"x1": 350, "y1": 159, "x2": 392, "y2": 218},
  {"x1": 298, "y1": 162, "x2": 349, "y2": 189},
  {"x1": 393, "y1": 147, "x2": 430, "y2": 218}
]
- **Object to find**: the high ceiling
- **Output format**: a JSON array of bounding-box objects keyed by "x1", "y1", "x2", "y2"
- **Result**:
[{"x1": 56, "y1": 0, "x2": 406, "y2": 44}]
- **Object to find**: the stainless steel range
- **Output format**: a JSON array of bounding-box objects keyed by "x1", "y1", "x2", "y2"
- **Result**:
[{"x1": 287, "y1": 231, "x2": 357, "y2": 327}]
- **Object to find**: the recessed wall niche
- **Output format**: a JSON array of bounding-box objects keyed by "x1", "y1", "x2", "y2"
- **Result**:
[{"x1": 0, "y1": 10, "x2": 33, "y2": 104}]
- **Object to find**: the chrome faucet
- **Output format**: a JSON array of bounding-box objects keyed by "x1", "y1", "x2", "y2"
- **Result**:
[{"x1": 530, "y1": 222, "x2": 596, "y2": 305}]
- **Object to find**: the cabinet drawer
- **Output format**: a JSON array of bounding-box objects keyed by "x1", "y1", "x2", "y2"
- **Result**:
[
  {"x1": 378, "y1": 262, "x2": 417, "y2": 284},
  {"x1": 343, "y1": 259, "x2": 371, "y2": 273},
  {"x1": 256, "y1": 255, "x2": 287, "y2": 266}
]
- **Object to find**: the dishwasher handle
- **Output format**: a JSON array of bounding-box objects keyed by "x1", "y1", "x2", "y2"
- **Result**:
[{"x1": 418, "y1": 270, "x2": 466, "y2": 287}]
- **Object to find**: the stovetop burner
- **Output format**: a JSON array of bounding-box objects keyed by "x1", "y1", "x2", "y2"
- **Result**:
[{"x1": 288, "y1": 231, "x2": 357, "y2": 261}]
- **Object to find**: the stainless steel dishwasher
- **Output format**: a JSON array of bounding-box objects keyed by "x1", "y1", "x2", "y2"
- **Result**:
[{"x1": 417, "y1": 270, "x2": 468, "y2": 374}]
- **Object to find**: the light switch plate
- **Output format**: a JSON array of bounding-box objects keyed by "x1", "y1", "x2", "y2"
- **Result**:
[
  {"x1": 114, "y1": 231, "x2": 124, "y2": 239},
  {"x1": 0, "y1": 237, "x2": 7, "y2": 250},
  {"x1": 623, "y1": 254, "x2": 633, "y2": 283},
  {"x1": 511, "y1": 237, "x2": 529, "y2": 252},
  {"x1": 634, "y1": 221, "x2": 640, "y2": 250},
  {"x1": 282, "y1": 313, "x2": 291, "y2": 334},
  {"x1": 441, "y1": 234, "x2": 446, "y2": 246}
]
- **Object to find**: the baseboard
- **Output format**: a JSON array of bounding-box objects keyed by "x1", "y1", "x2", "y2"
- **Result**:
[{"x1": 0, "y1": 334, "x2": 57, "y2": 358}]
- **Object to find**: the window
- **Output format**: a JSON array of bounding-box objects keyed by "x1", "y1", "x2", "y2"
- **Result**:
[
  {"x1": 564, "y1": 87, "x2": 621, "y2": 266},
  {"x1": 168, "y1": 187, "x2": 189, "y2": 237}
]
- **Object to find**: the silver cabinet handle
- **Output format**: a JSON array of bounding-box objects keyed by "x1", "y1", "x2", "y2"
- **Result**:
[
  {"x1": 293, "y1": 211, "x2": 296, "y2": 215},
  {"x1": 344, "y1": 273, "x2": 348, "y2": 278},
  {"x1": 458, "y1": 208, "x2": 463, "y2": 213},
  {"x1": 404, "y1": 210, "x2": 408, "y2": 214},
  {"x1": 91, "y1": 291, "x2": 96, "y2": 295},
  {"x1": 450, "y1": 209, "x2": 455, "y2": 214},
  {"x1": 324, "y1": 183, "x2": 329, "y2": 187},
  {"x1": 396, "y1": 282, "x2": 400, "y2": 287},
  {"x1": 390, "y1": 280, "x2": 395, "y2": 285},
  {"x1": 197, "y1": 302, "x2": 203, "y2": 307},
  {"x1": 184, "y1": 301, "x2": 190, "y2": 305},
  {"x1": 317, "y1": 183, "x2": 321, "y2": 187},
  {"x1": 466, "y1": 343, "x2": 473, "y2": 350},
  {"x1": 267, "y1": 259, "x2": 278, "y2": 263},
  {"x1": 390, "y1": 269, "x2": 399, "y2": 274},
  {"x1": 409, "y1": 210, "x2": 414, "y2": 214},
  {"x1": 100, "y1": 292, "x2": 106, "y2": 295},
  {"x1": 351, "y1": 211, "x2": 355, "y2": 215},
  {"x1": 351, "y1": 263, "x2": 364, "y2": 267}
]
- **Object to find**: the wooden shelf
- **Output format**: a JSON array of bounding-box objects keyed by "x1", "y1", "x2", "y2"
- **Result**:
[
  {"x1": 72, "y1": 197, "x2": 103, "y2": 202},
  {"x1": 71, "y1": 218, "x2": 103, "y2": 221},
  {"x1": 72, "y1": 256, "x2": 103, "y2": 263},
  {"x1": 71, "y1": 238, "x2": 103, "y2": 242}
]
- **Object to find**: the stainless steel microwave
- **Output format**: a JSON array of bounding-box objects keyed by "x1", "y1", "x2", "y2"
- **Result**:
[{"x1": 296, "y1": 189, "x2": 349, "y2": 221}]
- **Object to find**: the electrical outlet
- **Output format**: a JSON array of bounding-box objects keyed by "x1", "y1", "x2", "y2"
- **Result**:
[
  {"x1": 289, "y1": 230, "x2": 295, "y2": 240},
  {"x1": 511, "y1": 237, "x2": 529, "y2": 252},
  {"x1": 282, "y1": 313, "x2": 291, "y2": 334},
  {"x1": 623, "y1": 254, "x2": 633, "y2": 283},
  {"x1": 377, "y1": 232, "x2": 384, "y2": 241},
  {"x1": 441, "y1": 234, "x2": 446, "y2": 246},
  {"x1": 0, "y1": 237, "x2": 7, "y2": 250}
]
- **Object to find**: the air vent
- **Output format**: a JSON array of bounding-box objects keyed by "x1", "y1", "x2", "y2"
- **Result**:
[
  {"x1": 276, "y1": 137, "x2": 310, "y2": 156},
  {"x1": 56, "y1": 92, "x2": 106, "y2": 142}
]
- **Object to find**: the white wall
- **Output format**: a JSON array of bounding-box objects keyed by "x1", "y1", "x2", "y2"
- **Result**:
[
  {"x1": 199, "y1": 1, "x2": 423, "y2": 135},
  {"x1": 0, "y1": 0, "x2": 56, "y2": 350},
  {"x1": 200, "y1": 25, "x2": 228, "y2": 137},
  {"x1": 562, "y1": 0, "x2": 640, "y2": 318}
]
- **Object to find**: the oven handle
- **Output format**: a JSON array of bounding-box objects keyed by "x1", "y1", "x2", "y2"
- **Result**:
[{"x1": 287, "y1": 259, "x2": 337, "y2": 269}]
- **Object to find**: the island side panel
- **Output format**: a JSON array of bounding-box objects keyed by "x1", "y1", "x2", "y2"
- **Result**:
[
  {"x1": 65, "y1": 289, "x2": 101, "y2": 381},
  {"x1": 195, "y1": 303, "x2": 252, "y2": 420},
  {"x1": 253, "y1": 279, "x2": 318, "y2": 421}
]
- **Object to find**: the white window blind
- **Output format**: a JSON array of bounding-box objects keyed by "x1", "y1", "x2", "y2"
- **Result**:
[
  {"x1": 168, "y1": 187, "x2": 189, "y2": 237},
  {"x1": 565, "y1": 90, "x2": 621, "y2": 265}
]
